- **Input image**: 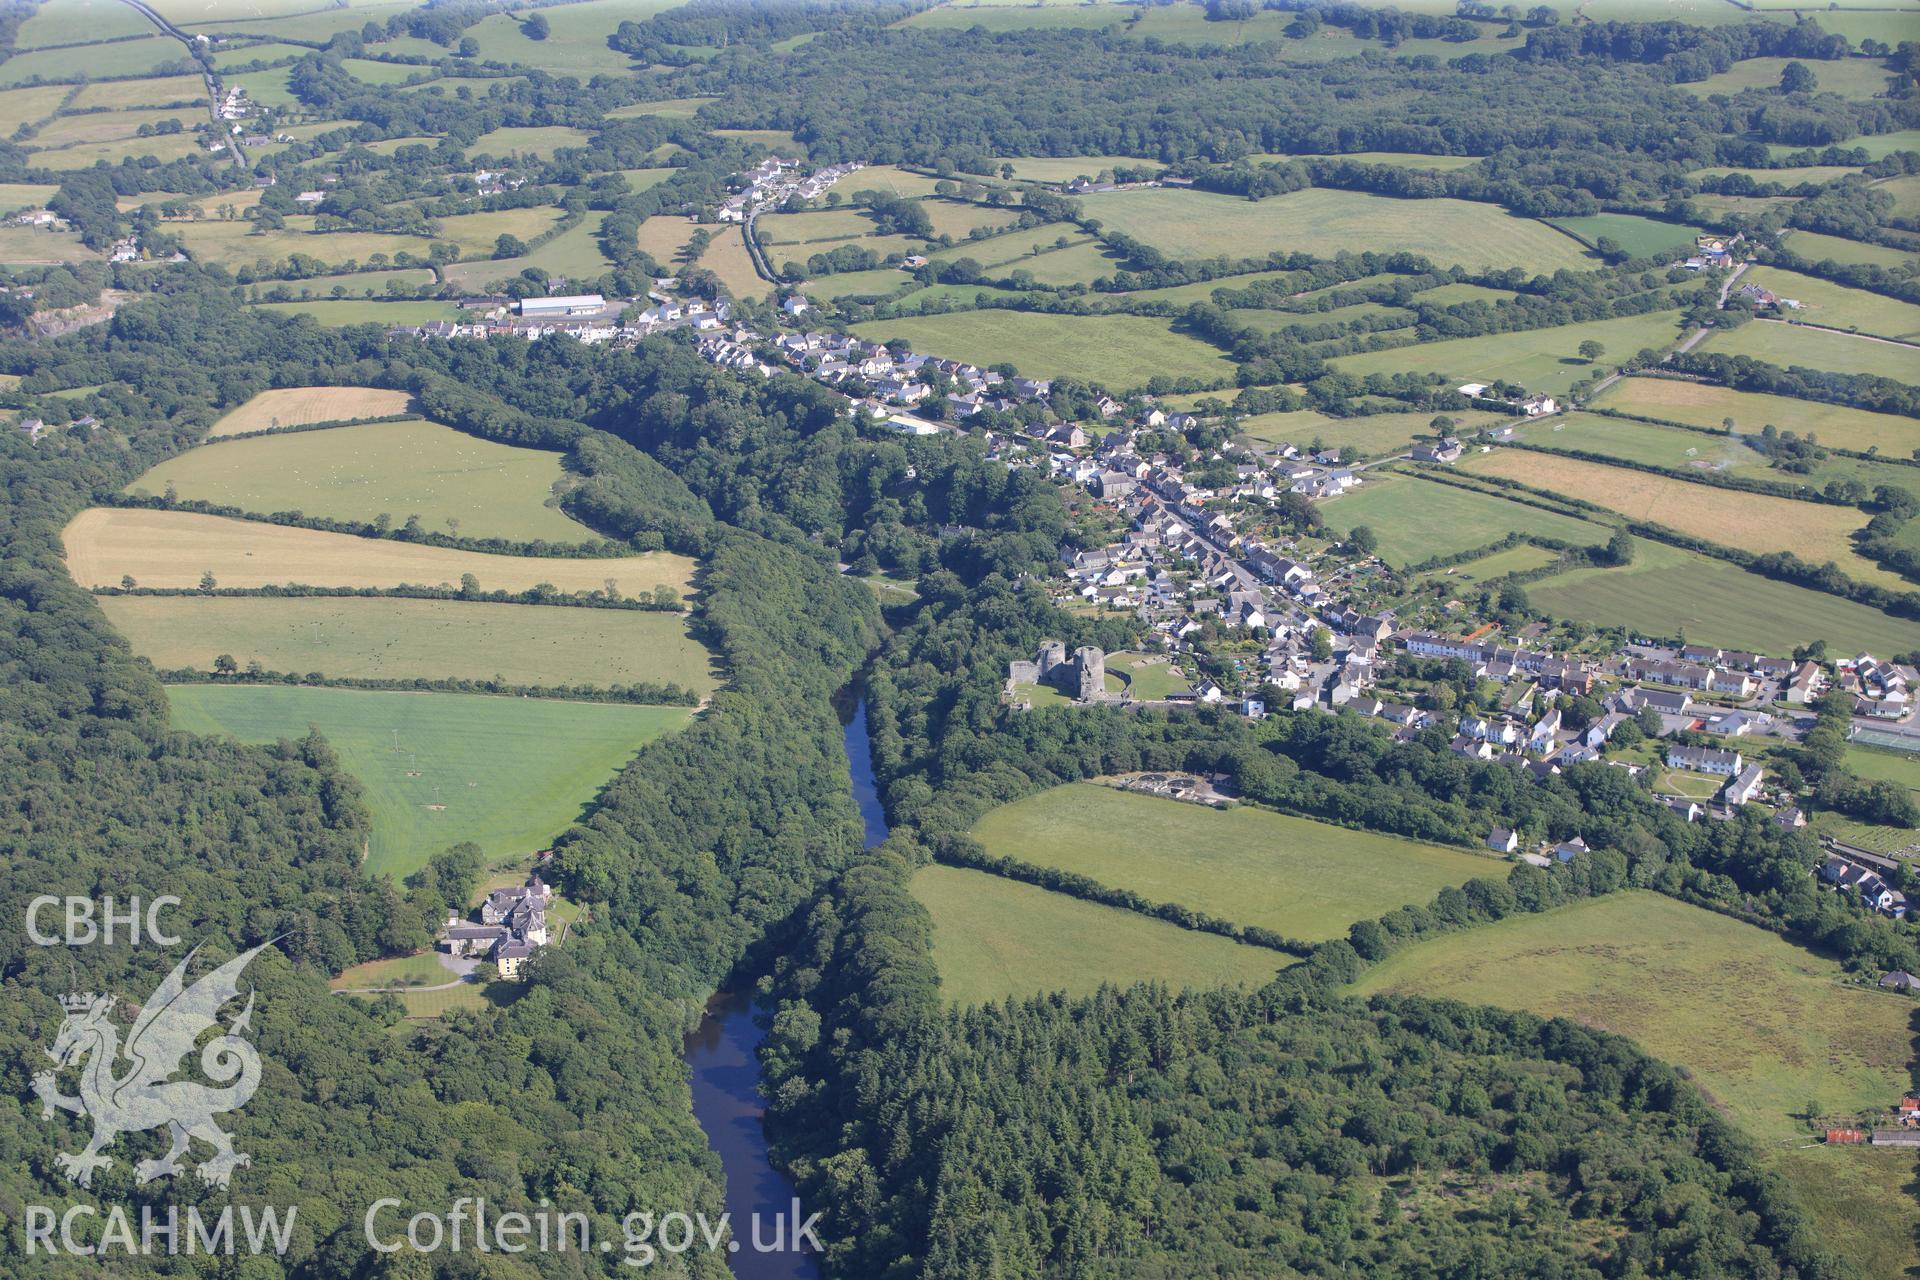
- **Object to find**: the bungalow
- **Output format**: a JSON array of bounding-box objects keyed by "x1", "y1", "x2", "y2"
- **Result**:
[
  {"x1": 1878, "y1": 970, "x2": 1920, "y2": 993},
  {"x1": 1411, "y1": 437, "x2": 1464, "y2": 464}
]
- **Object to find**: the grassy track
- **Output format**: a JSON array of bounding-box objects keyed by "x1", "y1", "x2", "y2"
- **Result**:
[
  {"x1": 1460, "y1": 448, "x2": 1891, "y2": 585},
  {"x1": 971, "y1": 784, "x2": 1499, "y2": 941},
  {"x1": 851, "y1": 311, "x2": 1234, "y2": 388},
  {"x1": 100, "y1": 596, "x2": 720, "y2": 692},
  {"x1": 1522, "y1": 538, "x2": 1920, "y2": 657},
  {"x1": 128, "y1": 419, "x2": 595, "y2": 544},
  {"x1": 1350, "y1": 890, "x2": 1919, "y2": 1279},
  {"x1": 1594, "y1": 376, "x2": 1920, "y2": 454},
  {"x1": 63, "y1": 508, "x2": 695, "y2": 597},
  {"x1": 1320, "y1": 472, "x2": 1608, "y2": 567},
  {"x1": 168, "y1": 684, "x2": 689, "y2": 878},
  {"x1": 1331, "y1": 309, "x2": 1691, "y2": 397},
  {"x1": 209, "y1": 387, "x2": 414, "y2": 437},
  {"x1": 911, "y1": 864, "x2": 1289, "y2": 1005},
  {"x1": 1077, "y1": 188, "x2": 1595, "y2": 272}
]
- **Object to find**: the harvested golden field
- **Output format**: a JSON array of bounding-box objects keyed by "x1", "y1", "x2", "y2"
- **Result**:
[
  {"x1": 62, "y1": 508, "x2": 697, "y2": 598},
  {"x1": 209, "y1": 386, "x2": 415, "y2": 437},
  {"x1": 1463, "y1": 449, "x2": 1890, "y2": 584}
]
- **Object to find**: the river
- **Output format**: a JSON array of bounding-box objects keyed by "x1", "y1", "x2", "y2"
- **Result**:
[{"x1": 682, "y1": 698, "x2": 887, "y2": 1279}]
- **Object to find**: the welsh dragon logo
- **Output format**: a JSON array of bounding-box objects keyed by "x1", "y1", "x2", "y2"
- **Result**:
[{"x1": 32, "y1": 943, "x2": 269, "y2": 1189}]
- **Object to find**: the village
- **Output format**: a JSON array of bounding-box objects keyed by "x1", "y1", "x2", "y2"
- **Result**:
[{"x1": 328, "y1": 155, "x2": 1920, "y2": 945}]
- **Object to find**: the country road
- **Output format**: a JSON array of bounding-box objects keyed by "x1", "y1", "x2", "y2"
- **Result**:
[{"x1": 1669, "y1": 261, "x2": 1750, "y2": 358}]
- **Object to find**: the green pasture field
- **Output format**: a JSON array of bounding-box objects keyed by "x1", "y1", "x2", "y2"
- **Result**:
[
  {"x1": 175, "y1": 0, "x2": 417, "y2": 42},
  {"x1": 1743, "y1": 265, "x2": 1920, "y2": 342},
  {"x1": 439, "y1": 212, "x2": 614, "y2": 291},
  {"x1": 1778, "y1": 127, "x2": 1920, "y2": 162},
  {"x1": 330, "y1": 950, "x2": 460, "y2": 990},
  {"x1": 253, "y1": 299, "x2": 466, "y2": 325},
  {"x1": 1319, "y1": 472, "x2": 1608, "y2": 568},
  {"x1": 851, "y1": 311, "x2": 1234, "y2": 389},
  {"x1": 1102, "y1": 651, "x2": 1191, "y2": 700},
  {"x1": 928, "y1": 221, "x2": 1085, "y2": 267},
  {"x1": 0, "y1": 84, "x2": 73, "y2": 126},
  {"x1": 1845, "y1": 744, "x2": 1920, "y2": 795},
  {"x1": 248, "y1": 268, "x2": 439, "y2": 300},
  {"x1": 16, "y1": 0, "x2": 156, "y2": 46},
  {"x1": 806, "y1": 268, "x2": 915, "y2": 301},
  {"x1": 67, "y1": 74, "x2": 207, "y2": 110},
  {"x1": 428, "y1": 207, "x2": 565, "y2": 257},
  {"x1": 1462, "y1": 447, "x2": 1894, "y2": 586},
  {"x1": 618, "y1": 168, "x2": 675, "y2": 192},
  {"x1": 1681, "y1": 56, "x2": 1894, "y2": 99},
  {"x1": 1120, "y1": 269, "x2": 1300, "y2": 306},
  {"x1": 1547, "y1": 213, "x2": 1701, "y2": 258},
  {"x1": 0, "y1": 223, "x2": 96, "y2": 264},
  {"x1": 1880, "y1": 174, "x2": 1920, "y2": 218},
  {"x1": 1522, "y1": 538, "x2": 1920, "y2": 654},
  {"x1": 1350, "y1": 889, "x2": 1920, "y2": 1279},
  {"x1": 1783, "y1": 229, "x2": 1915, "y2": 271},
  {"x1": 226, "y1": 68, "x2": 301, "y2": 110},
  {"x1": 972, "y1": 783, "x2": 1499, "y2": 941},
  {"x1": 469, "y1": 125, "x2": 595, "y2": 160},
  {"x1": 359, "y1": 135, "x2": 440, "y2": 156},
  {"x1": 917, "y1": 197, "x2": 1022, "y2": 241},
  {"x1": 464, "y1": 0, "x2": 666, "y2": 76},
  {"x1": 102, "y1": 596, "x2": 718, "y2": 692},
  {"x1": 1236, "y1": 408, "x2": 1499, "y2": 458},
  {"x1": 889, "y1": 283, "x2": 1045, "y2": 311},
  {"x1": 755, "y1": 208, "x2": 879, "y2": 244},
  {"x1": 1076, "y1": 188, "x2": 1596, "y2": 273},
  {"x1": 911, "y1": 863, "x2": 1288, "y2": 1006},
  {"x1": 63, "y1": 507, "x2": 695, "y2": 597},
  {"x1": 29, "y1": 107, "x2": 198, "y2": 149},
  {"x1": 1691, "y1": 193, "x2": 1801, "y2": 220},
  {"x1": 993, "y1": 155, "x2": 1165, "y2": 182},
  {"x1": 1002, "y1": 239, "x2": 1126, "y2": 285},
  {"x1": 1414, "y1": 281, "x2": 1517, "y2": 306},
  {"x1": 1238, "y1": 302, "x2": 1411, "y2": 333},
  {"x1": 1594, "y1": 376, "x2": 1918, "y2": 454},
  {"x1": 1332, "y1": 309, "x2": 1691, "y2": 397},
  {"x1": 902, "y1": 4, "x2": 1132, "y2": 32},
  {"x1": 169, "y1": 685, "x2": 691, "y2": 878},
  {"x1": 173, "y1": 221, "x2": 428, "y2": 270},
  {"x1": 1419, "y1": 542, "x2": 1563, "y2": 588},
  {"x1": 712, "y1": 128, "x2": 801, "y2": 150},
  {"x1": 0, "y1": 37, "x2": 187, "y2": 84},
  {"x1": 844, "y1": 164, "x2": 950, "y2": 199},
  {"x1": 1688, "y1": 164, "x2": 1860, "y2": 185},
  {"x1": 126, "y1": 417, "x2": 594, "y2": 543},
  {"x1": 1510, "y1": 412, "x2": 1754, "y2": 471},
  {"x1": 1515, "y1": 412, "x2": 1920, "y2": 500},
  {"x1": 0, "y1": 182, "x2": 60, "y2": 216},
  {"x1": 208, "y1": 41, "x2": 313, "y2": 70},
  {"x1": 1700, "y1": 319, "x2": 1919, "y2": 381},
  {"x1": 31, "y1": 130, "x2": 204, "y2": 168},
  {"x1": 606, "y1": 97, "x2": 716, "y2": 119},
  {"x1": 341, "y1": 58, "x2": 436, "y2": 86},
  {"x1": 1293, "y1": 151, "x2": 1484, "y2": 171},
  {"x1": 698, "y1": 225, "x2": 768, "y2": 299}
]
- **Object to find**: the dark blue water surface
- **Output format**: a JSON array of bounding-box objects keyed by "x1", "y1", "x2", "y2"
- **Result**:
[{"x1": 682, "y1": 699, "x2": 887, "y2": 1279}]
